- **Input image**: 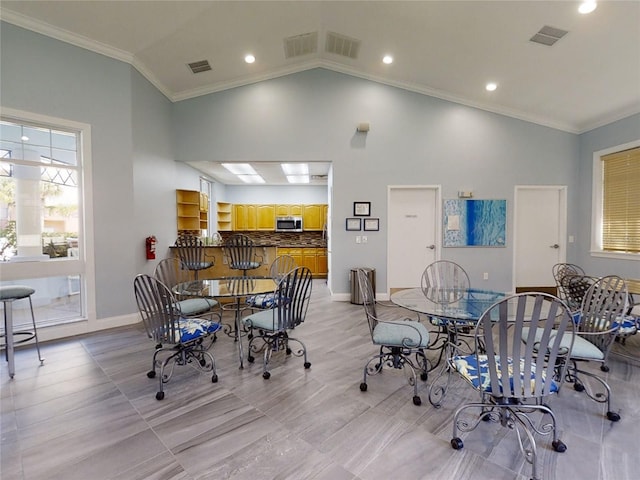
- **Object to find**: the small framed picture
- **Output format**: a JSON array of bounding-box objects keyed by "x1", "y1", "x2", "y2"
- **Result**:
[
  {"x1": 346, "y1": 218, "x2": 362, "y2": 231},
  {"x1": 354, "y1": 201, "x2": 371, "y2": 216},
  {"x1": 363, "y1": 218, "x2": 379, "y2": 231}
]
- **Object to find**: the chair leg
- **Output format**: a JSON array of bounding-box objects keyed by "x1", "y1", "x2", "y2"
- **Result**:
[
  {"x1": 27, "y1": 296, "x2": 44, "y2": 364},
  {"x1": 570, "y1": 364, "x2": 620, "y2": 421}
]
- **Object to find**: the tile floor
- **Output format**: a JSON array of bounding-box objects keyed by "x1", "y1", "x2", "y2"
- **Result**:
[{"x1": 2, "y1": 280, "x2": 639, "y2": 480}]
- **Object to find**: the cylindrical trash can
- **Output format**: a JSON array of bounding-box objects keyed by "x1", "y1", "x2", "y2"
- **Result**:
[{"x1": 350, "y1": 267, "x2": 375, "y2": 305}]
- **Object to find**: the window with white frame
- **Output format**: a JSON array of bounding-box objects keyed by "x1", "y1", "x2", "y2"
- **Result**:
[
  {"x1": 0, "y1": 113, "x2": 92, "y2": 329},
  {"x1": 591, "y1": 140, "x2": 640, "y2": 258}
]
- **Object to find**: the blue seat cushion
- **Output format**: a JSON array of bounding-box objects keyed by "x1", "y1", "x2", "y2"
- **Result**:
[
  {"x1": 246, "y1": 293, "x2": 279, "y2": 309},
  {"x1": 372, "y1": 320, "x2": 429, "y2": 348},
  {"x1": 232, "y1": 261, "x2": 260, "y2": 270},
  {"x1": 613, "y1": 315, "x2": 638, "y2": 337},
  {"x1": 452, "y1": 354, "x2": 559, "y2": 394},
  {"x1": 176, "y1": 317, "x2": 221, "y2": 343},
  {"x1": 177, "y1": 297, "x2": 218, "y2": 316}
]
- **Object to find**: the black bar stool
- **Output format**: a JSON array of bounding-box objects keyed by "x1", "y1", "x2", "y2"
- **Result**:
[{"x1": 1, "y1": 285, "x2": 44, "y2": 378}]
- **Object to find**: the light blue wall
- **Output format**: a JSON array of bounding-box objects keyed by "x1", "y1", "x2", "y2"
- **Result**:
[
  {"x1": 1, "y1": 22, "x2": 203, "y2": 318},
  {"x1": 577, "y1": 113, "x2": 640, "y2": 279},
  {"x1": 173, "y1": 69, "x2": 582, "y2": 293}
]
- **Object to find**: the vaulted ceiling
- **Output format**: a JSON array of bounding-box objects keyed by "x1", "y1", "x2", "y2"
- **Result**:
[{"x1": 1, "y1": 1, "x2": 639, "y2": 184}]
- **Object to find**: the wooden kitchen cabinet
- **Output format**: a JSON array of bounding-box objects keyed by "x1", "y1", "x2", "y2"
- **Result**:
[
  {"x1": 256, "y1": 204, "x2": 275, "y2": 230},
  {"x1": 302, "y1": 204, "x2": 326, "y2": 231},
  {"x1": 301, "y1": 248, "x2": 317, "y2": 273},
  {"x1": 276, "y1": 204, "x2": 303, "y2": 216},
  {"x1": 316, "y1": 248, "x2": 328, "y2": 276},
  {"x1": 277, "y1": 247, "x2": 303, "y2": 267}
]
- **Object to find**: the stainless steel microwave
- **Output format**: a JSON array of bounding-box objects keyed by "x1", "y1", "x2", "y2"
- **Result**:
[{"x1": 276, "y1": 216, "x2": 303, "y2": 232}]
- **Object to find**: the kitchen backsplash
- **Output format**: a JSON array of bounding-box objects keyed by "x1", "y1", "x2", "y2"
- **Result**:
[{"x1": 219, "y1": 231, "x2": 326, "y2": 247}]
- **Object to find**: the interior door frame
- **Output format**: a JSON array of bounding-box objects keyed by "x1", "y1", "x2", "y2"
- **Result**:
[
  {"x1": 512, "y1": 185, "x2": 567, "y2": 292},
  {"x1": 386, "y1": 185, "x2": 441, "y2": 299}
]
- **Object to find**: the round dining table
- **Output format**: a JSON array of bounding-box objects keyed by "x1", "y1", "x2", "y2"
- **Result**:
[
  {"x1": 390, "y1": 286, "x2": 506, "y2": 406},
  {"x1": 173, "y1": 276, "x2": 277, "y2": 369}
]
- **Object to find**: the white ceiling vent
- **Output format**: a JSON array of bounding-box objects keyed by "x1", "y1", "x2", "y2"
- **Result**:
[
  {"x1": 187, "y1": 60, "x2": 212, "y2": 74},
  {"x1": 283, "y1": 32, "x2": 318, "y2": 59},
  {"x1": 530, "y1": 25, "x2": 568, "y2": 46},
  {"x1": 325, "y1": 31, "x2": 360, "y2": 59}
]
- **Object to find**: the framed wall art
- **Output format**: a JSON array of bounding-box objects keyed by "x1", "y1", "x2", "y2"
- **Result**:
[
  {"x1": 363, "y1": 218, "x2": 379, "y2": 231},
  {"x1": 346, "y1": 218, "x2": 362, "y2": 231},
  {"x1": 443, "y1": 199, "x2": 506, "y2": 247},
  {"x1": 353, "y1": 201, "x2": 371, "y2": 216}
]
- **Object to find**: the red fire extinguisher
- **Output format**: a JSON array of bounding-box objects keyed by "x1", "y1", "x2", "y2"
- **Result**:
[{"x1": 145, "y1": 236, "x2": 157, "y2": 260}]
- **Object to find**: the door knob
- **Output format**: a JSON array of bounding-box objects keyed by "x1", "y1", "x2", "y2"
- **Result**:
[
  {"x1": 427, "y1": 244, "x2": 435, "y2": 250},
  {"x1": 550, "y1": 244, "x2": 560, "y2": 249}
]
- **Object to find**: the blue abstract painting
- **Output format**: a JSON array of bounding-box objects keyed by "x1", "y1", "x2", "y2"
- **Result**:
[{"x1": 443, "y1": 199, "x2": 506, "y2": 247}]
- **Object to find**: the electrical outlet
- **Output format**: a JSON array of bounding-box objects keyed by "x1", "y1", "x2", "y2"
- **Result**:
[
  {"x1": 356, "y1": 236, "x2": 361, "y2": 244},
  {"x1": 483, "y1": 272, "x2": 489, "y2": 280},
  {"x1": 361, "y1": 236, "x2": 368, "y2": 244}
]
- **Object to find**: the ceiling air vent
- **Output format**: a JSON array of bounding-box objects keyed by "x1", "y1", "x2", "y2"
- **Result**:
[
  {"x1": 284, "y1": 32, "x2": 318, "y2": 59},
  {"x1": 529, "y1": 25, "x2": 568, "y2": 46},
  {"x1": 187, "y1": 60, "x2": 212, "y2": 74},
  {"x1": 325, "y1": 31, "x2": 360, "y2": 59}
]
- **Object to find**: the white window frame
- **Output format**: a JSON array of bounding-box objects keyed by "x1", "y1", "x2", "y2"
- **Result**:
[
  {"x1": 0, "y1": 107, "x2": 96, "y2": 329},
  {"x1": 590, "y1": 139, "x2": 640, "y2": 260}
]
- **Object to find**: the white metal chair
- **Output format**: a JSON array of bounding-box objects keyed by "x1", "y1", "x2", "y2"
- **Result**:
[
  {"x1": 133, "y1": 274, "x2": 221, "y2": 400},
  {"x1": 242, "y1": 266, "x2": 313, "y2": 379},
  {"x1": 357, "y1": 268, "x2": 430, "y2": 405},
  {"x1": 451, "y1": 293, "x2": 575, "y2": 480}
]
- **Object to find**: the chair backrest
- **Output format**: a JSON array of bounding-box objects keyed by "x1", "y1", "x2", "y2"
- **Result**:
[
  {"x1": 578, "y1": 275, "x2": 628, "y2": 353},
  {"x1": 174, "y1": 235, "x2": 209, "y2": 269},
  {"x1": 133, "y1": 274, "x2": 179, "y2": 345},
  {"x1": 562, "y1": 274, "x2": 597, "y2": 312},
  {"x1": 421, "y1": 260, "x2": 470, "y2": 304},
  {"x1": 272, "y1": 266, "x2": 313, "y2": 331},
  {"x1": 476, "y1": 292, "x2": 575, "y2": 400},
  {"x1": 356, "y1": 267, "x2": 378, "y2": 338},
  {"x1": 154, "y1": 257, "x2": 190, "y2": 287},
  {"x1": 224, "y1": 233, "x2": 258, "y2": 270},
  {"x1": 552, "y1": 263, "x2": 586, "y2": 305},
  {"x1": 269, "y1": 254, "x2": 297, "y2": 281}
]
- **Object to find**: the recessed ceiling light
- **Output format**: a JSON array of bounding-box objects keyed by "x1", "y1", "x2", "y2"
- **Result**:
[
  {"x1": 578, "y1": 1, "x2": 597, "y2": 14},
  {"x1": 486, "y1": 82, "x2": 498, "y2": 92},
  {"x1": 382, "y1": 55, "x2": 393, "y2": 65},
  {"x1": 244, "y1": 54, "x2": 255, "y2": 64}
]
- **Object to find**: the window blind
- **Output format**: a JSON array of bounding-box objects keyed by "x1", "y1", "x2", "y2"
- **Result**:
[{"x1": 602, "y1": 146, "x2": 640, "y2": 253}]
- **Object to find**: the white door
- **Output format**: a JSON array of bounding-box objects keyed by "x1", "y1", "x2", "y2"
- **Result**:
[
  {"x1": 388, "y1": 186, "x2": 439, "y2": 293},
  {"x1": 513, "y1": 186, "x2": 567, "y2": 290}
]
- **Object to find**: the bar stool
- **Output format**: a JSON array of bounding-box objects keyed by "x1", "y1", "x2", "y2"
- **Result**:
[{"x1": 1, "y1": 285, "x2": 44, "y2": 378}]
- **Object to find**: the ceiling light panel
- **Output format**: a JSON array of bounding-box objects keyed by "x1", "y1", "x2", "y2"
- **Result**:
[
  {"x1": 281, "y1": 163, "x2": 309, "y2": 175},
  {"x1": 239, "y1": 174, "x2": 265, "y2": 184},
  {"x1": 222, "y1": 163, "x2": 257, "y2": 174},
  {"x1": 286, "y1": 175, "x2": 310, "y2": 184}
]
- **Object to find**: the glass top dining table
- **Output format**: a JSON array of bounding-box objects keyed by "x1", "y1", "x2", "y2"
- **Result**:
[
  {"x1": 390, "y1": 287, "x2": 506, "y2": 321},
  {"x1": 173, "y1": 276, "x2": 278, "y2": 368}
]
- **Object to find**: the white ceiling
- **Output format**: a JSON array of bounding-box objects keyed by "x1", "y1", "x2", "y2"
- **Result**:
[{"x1": 1, "y1": 1, "x2": 639, "y2": 184}]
